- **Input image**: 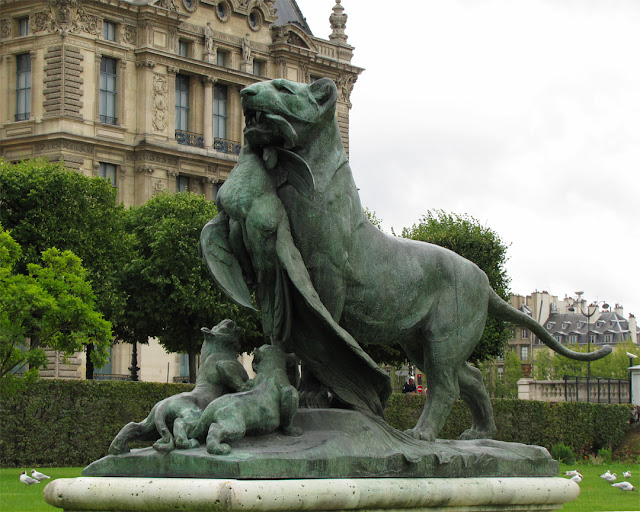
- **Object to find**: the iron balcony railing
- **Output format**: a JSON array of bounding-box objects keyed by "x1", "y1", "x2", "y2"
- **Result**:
[
  {"x1": 93, "y1": 373, "x2": 130, "y2": 381},
  {"x1": 214, "y1": 137, "x2": 241, "y2": 155},
  {"x1": 15, "y1": 112, "x2": 30, "y2": 121},
  {"x1": 175, "y1": 130, "x2": 204, "y2": 148},
  {"x1": 100, "y1": 115, "x2": 117, "y2": 125}
]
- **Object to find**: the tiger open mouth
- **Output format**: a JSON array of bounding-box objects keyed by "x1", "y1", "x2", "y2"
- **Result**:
[{"x1": 243, "y1": 108, "x2": 298, "y2": 149}]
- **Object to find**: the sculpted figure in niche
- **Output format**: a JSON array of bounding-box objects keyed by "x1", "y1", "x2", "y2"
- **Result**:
[
  {"x1": 108, "y1": 320, "x2": 248, "y2": 454},
  {"x1": 242, "y1": 33, "x2": 251, "y2": 61},
  {"x1": 201, "y1": 78, "x2": 612, "y2": 443},
  {"x1": 204, "y1": 22, "x2": 214, "y2": 54}
]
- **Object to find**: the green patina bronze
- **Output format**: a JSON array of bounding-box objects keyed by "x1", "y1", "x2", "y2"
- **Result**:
[
  {"x1": 93, "y1": 78, "x2": 613, "y2": 479},
  {"x1": 108, "y1": 319, "x2": 248, "y2": 455},
  {"x1": 201, "y1": 78, "x2": 612, "y2": 443},
  {"x1": 188, "y1": 344, "x2": 302, "y2": 455}
]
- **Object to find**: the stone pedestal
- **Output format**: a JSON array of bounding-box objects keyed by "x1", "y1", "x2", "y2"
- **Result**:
[{"x1": 44, "y1": 476, "x2": 579, "y2": 512}]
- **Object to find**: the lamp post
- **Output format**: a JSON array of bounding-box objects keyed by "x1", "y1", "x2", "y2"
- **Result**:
[{"x1": 568, "y1": 294, "x2": 608, "y2": 403}]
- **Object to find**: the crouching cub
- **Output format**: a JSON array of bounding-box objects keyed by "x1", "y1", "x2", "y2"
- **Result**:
[
  {"x1": 108, "y1": 319, "x2": 249, "y2": 455},
  {"x1": 188, "y1": 344, "x2": 302, "y2": 455}
]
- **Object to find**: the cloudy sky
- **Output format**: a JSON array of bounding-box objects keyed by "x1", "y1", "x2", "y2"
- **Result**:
[{"x1": 296, "y1": 0, "x2": 640, "y2": 319}]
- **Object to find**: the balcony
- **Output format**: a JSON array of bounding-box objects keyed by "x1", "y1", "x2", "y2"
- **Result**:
[
  {"x1": 214, "y1": 137, "x2": 241, "y2": 155},
  {"x1": 100, "y1": 115, "x2": 117, "y2": 125},
  {"x1": 15, "y1": 112, "x2": 30, "y2": 122},
  {"x1": 175, "y1": 130, "x2": 204, "y2": 148}
]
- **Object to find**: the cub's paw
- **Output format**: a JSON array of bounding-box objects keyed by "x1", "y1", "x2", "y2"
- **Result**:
[{"x1": 404, "y1": 427, "x2": 436, "y2": 443}]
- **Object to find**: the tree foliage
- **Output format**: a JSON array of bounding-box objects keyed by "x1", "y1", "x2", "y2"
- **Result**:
[
  {"x1": 117, "y1": 192, "x2": 263, "y2": 381},
  {"x1": 0, "y1": 226, "x2": 112, "y2": 382},
  {"x1": 549, "y1": 339, "x2": 638, "y2": 379},
  {"x1": 401, "y1": 210, "x2": 512, "y2": 362},
  {"x1": 0, "y1": 159, "x2": 129, "y2": 321}
]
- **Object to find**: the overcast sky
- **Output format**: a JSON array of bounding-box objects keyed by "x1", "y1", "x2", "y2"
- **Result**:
[{"x1": 296, "y1": 0, "x2": 640, "y2": 320}]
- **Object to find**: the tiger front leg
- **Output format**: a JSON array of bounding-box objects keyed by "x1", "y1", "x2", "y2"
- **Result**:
[{"x1": 280, "y1": 385, "x2": 302, "y2": 436}]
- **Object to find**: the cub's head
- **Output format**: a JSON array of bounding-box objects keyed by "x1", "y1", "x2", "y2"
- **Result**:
[
  {"x1": 200, "y1": 319, "x2": 240, "y2": 360},
  {"x1": 240, "y1": 78, "x2": 338, "y2": 149}
]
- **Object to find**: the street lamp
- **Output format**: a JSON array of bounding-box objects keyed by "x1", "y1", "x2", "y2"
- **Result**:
[{"x1": 567, "y1": 293, "x2": 609, "y2": 380}]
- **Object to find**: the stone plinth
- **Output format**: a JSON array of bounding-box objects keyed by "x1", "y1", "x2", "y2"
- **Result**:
[{"x1": 44, "y1": 476, "x2": 579, "y2": 512}]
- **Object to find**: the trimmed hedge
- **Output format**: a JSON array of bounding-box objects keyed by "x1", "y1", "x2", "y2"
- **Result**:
[
  {"x1": 0, "y1": 381, "x2": 633, "y2": 467},
  {"x1": 385, "y1": 393, "x2": 633, "y2": 455},
  {"x1": 0, "y1": 380, "x2": 193, "y2": 467}
]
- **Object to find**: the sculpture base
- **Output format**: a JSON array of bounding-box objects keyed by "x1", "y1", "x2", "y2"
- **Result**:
[
  {"x1": 44, "y1": 477, "x2": 579, "y2": 512},
  {"x1": 84, "y1": 409, "x2": 557, "y2": 479}
]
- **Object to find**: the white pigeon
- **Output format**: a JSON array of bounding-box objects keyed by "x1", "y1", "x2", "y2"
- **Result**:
[
  {"x1": 623, "y1": 470, "x2": 632, "y2": 478},
  {"x1": 31, "y1": 469, "x2": 51, "y2": 481},
  {"x1": 19, "y1": 471, "x2": 40, "y2": 486},
  {"x1": 611, "y1": 482, "x2": 637, "y2": 493},
  {"x1": 603, "y1": 473, "x2": 617, "y2": 482},
  {"x1": 564, "y1": 469, "x2": 579, "y2": 477},
  {"x1": 570, "y1": 473, "x2": 582, "y2": 484},
  {"x1": 600, "y1": 469, "x2": 612, "y2": 478}
]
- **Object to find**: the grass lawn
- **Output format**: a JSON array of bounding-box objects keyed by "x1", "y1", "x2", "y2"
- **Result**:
[
  {"x1": 0, "y1": 467, "x2": 83, "y2": 512},
  {"x1": 558, "y1": 463, "x2": 639, "y2": 512},
  {"x1": 1, "y1": 464, "x2": 638, "y2": 511}
]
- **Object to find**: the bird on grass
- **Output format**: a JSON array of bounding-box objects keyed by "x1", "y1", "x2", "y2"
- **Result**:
[
  {"x1": 623, "y1": 470, "x2": 632, "y2": 478},
  {"x1": 564, "y1": 469, "x2": 579, "y2": 477},
  {"x1": 31, "y1": 469, "x2": 51, "y2": 481},
  {"x1": 611, "y1": 482, "x2": 637, "y2": 493},
  {"x1": 20, "y1": 471, "x2": 40, "y2": 486},
  {"x1": 603, "y1": 473, "x2": 618, "y2": 483},
  {"x1": 569, "y1": 473, "x2": 582, "y2": 484},
  {"x1": 600, "y1": 469, "x2": 612, "y2": 478}
]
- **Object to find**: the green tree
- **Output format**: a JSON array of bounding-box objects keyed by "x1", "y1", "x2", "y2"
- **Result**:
[
  {"x1": 401, "y1": 210, "x2": 512, "y2": 362},
  {"x1": 532, "y1": 347, "x2": 553, "y2": 380},
  {"x1": 500, "y1": 348, "x2": 523, "y2": 399},
  {"x1": 118, "y1": 192, "x2": 262, "y2": 382},
  {"x1": 0, "y1": 159, "x2": 130, "y2": 376},
  {"x1": 591, "y1": 339, "x2": 638, "y2": 378},
  {"x1": 0, "y1": 227, "x2": 112, "y2": 382},
  {"x1": 550, "y1": 342, "x2": 589, "y2": 378}
]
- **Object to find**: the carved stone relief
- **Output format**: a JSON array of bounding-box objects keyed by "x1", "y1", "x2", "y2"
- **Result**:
[
  {"x1": 152, "y1": 73, "x2": 169, "y2": 132},
  {"x1": 122, "y1": 25, "x2": 137, "y2": 45},
  {"x1": 1, "y1": 19, "x2": 12, "y2": 40},
  {"x1": 336, "y1": 74, "x2": 356, "y2": 108}
]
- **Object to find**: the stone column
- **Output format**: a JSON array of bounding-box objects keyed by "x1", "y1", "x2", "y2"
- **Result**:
[{"x1": 203, "y1": 76, "x2": 215, "y2": 148}]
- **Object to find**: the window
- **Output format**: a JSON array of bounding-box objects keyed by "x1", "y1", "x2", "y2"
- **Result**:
[
  {"x1": 553, "y1": 334, "x2": 561, "y2": 342},
  {"x1": 175, "y1": 74, "x2": 190, "y2": 131},
  {"x1": 252, "y1": 60, "x2": 263, "y2": 76},
  {"x1": 521, "y1": 328, "x2": 528, "y2": 339},
  {"x1": 18, "y1": 17, "x2": 29, "y2": 36},
  {"x1": 568, "y1": 334, "x2": 577, "y2": 344},
  {"x1": 98, "y1": 162, "x2": 117, "y2": 187},
  {"x1": 213, "y1": 83, "x2": 227, "y2": 139},
  {"x1": 604, "y1": 334, "x2": 613, "y2": 343},
  {"x1": 15, "y1": 53, "x2": 31, "y2": 121},
  {"x1": 103, "y1": 20, "x2": 116, "y2": 41},
  {"x1": 100, "y1": 57, "x2": 118, "y2": 124},
  {"x1": 178, "y1": 40, "x2": 190, "y2": 58},
  {"x1": 216, "y1": 51, "x2": 227, "y2": 67},
  {"x1": 176, "y1": 175, "x2": 189, "y2": 192},
  {"x1": 94, "y1": 345, "x2": 113, "y2": 376},
  {"x1": 588, "y1": 334, "x2": 596, "y2": 344},
  {"x1": 497, "y1": 367, "x2": 504, "y2": 381},
  {"x1": 521, "y1": 346, "x2": 529, "y2": 361}
]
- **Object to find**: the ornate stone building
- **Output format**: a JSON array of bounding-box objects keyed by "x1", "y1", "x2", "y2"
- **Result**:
[
  {"x1": 0, "y1": 0, "x2": 362, "y2": 381},
  {"x1": 0, "y1": 0, "x2": 361, "y2": 207}
]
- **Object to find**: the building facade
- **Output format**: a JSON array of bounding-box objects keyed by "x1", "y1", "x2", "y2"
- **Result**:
[
  {"x1": 1, "y1": 0, "x2": 362, "y2": 381},
  {"x1": 506, "y1": 290, "x2": 638, "y2": 376}
]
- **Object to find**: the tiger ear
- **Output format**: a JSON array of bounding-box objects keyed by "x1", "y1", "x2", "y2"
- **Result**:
[{"x1": 310, "y1": 78, "x2": 338, "y2": 109}]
